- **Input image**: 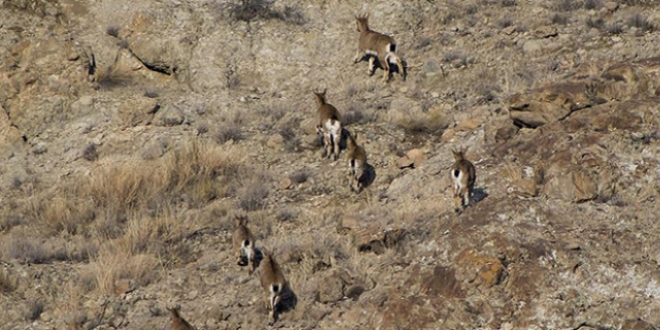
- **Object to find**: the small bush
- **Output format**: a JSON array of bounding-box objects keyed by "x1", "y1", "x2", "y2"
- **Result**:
[
  {"x1": 498, "y1": 18, "x2": 514, "y2": 28},
  {"x1": 229, "y1": 0, "x2": 305, "y2": 25},
  {"x1": 607, "y1": 22, "x2": 624, "y2": 35},
  {"x1": 25, "y1": 300, "x2": 44, "y2": 321},
  {"x1": 289, "y1": 170, "x2": 309, "y2": 184},
  {"x1": 279, "y1": 126, "x2": 301, "y2": 152},
  {"x1": 83, "y1": 144, "x2": 98, "y2": 161},
  {"x1": 442, "y1": 13, "x2": 457, "y2": 25},
  {"x1": 584, "y1": 0, "x2": 601, "y2": 9},
  {"x1": 501, "y1": 0, "x2": 516, "y2": 7},
  {"x1": 342, "y1": 103, "x2": 376, "y2": 126},
  {"x1": 414, "y1": 37, "x2": 432, "y2": 50},
  {"x1": 237, "y1": 178, "x2": 269, "y2": 212},
  {"x1": 277, "y1": 209, "x2": 296, "y2": 222},
  {"x1": 0, "y1": 270, "x2": 16, "y2": 294},
  {"x1": 586, "y1": 17, "x2": 605, "y2": 29},
  {"x1": 466, "y1": 4, "x2": 478, "y2": 14},
  {"x1": 105, "y1": 26, "x2": 120, "y2": 38},
  {"x1": 551, "y1": 13, "x2": 569, "y2": 25},
  {"x1": 556, "y1": 0, "x2": 580, "y2": 11},
  {"x1": 628, "y1": 13, "x2": 654, "y2": 32},
  {"x1": 215, "y1": 125, "x2": 243, "y2": 144}
]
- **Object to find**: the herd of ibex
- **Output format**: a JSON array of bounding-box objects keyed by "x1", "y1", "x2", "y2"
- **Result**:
[{"x1": 167, "y1": 13, "x2": 478, "y2": 329}]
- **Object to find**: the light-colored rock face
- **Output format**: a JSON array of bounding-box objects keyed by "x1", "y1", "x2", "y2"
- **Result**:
[{"x1": 3, "y1": 0, "x2": 660, "y2": 329}]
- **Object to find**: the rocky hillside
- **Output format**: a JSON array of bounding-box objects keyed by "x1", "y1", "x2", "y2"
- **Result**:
[{"x1": 2, "y1": 0, "x2": 660, "y2": 329}]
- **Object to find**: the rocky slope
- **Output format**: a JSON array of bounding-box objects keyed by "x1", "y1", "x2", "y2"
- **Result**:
[{"x1": 2, "y1": 0, "x2": 660, "y2": 329}]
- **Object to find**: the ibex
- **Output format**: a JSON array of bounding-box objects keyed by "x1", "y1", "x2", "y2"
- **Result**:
[
  {"x1": 232, "y1": 215, "x2": 256, "y2": 274},
  {"x1": 167, "y1": 306, "x2": 196, "y2": 330},
  {"x1": 354, "y1": 14, "x2": 405, "y2": 83},
  {"x1": 451, "y1": 147, "x2": 476, "y2": 213},
  {"x1": 314, "y1": 89, "x2": 342, "y2": 161},
  {"x1": 345, "y1": 131, "x2": 367, "y2": 193},
  {"x1": 259, "y1": 249, "x2": 287, "y2": 326}
]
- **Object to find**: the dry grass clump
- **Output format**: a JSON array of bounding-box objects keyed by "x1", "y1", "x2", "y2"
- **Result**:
[
  {"x1": 390, "y1": 105, "x2": 451, "y2": 136},
  {"x1": 0, "y1": 269, "x2": 17, "y2": 294},
  {"x1": 228, "y1": 0, "x2": 305, "y2": 25},
  {"x1": 237, "y1": 175, "x2": 270, "y2": 212},
  {"x1": 279, "y1": 126, "x2": 302, "y2": 152},
  {"x1": 342, "y1": 103, "x2": 377, "y2": 126},
  {"x1": 628, "y1": 13, "x2": 654, "y2": 32}
]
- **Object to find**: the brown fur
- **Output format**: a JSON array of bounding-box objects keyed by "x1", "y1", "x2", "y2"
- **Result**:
[
  {"x1": 167, "y1": 306, "x2": 196, "y2": 330},
  {"x1": 232, "y1": 215, "x2": 256, "y2": 274},
  {"x1": 451, "y1": 148, "x2": 477, "y2": 213},
  {"x1": 353, "y1": 14, "x2": 405, "y2": 83},
  {"x1": 259, "y1": 251, "x2": 287, "y2": 326},
  {"x1": 313, "y1": 89, "x2": 342, "y2": 161},
  {"x1": 346, "y1": 132, "x2": 367, "y2": 193}
]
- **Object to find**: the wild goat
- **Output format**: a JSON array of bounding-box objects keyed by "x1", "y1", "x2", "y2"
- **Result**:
[
  {"x1": 451, "y1": 148, "x2": 476, "y2": 213},
  {"x1": 346, "y1": 131, "x2": 367, "y2": 193},
  {"x1": 353, "y1": 14, "x2": 405, "y2": 83},
  {"x1": 232, "y1": 215, "x2": 256, "y2": 274},
  {"x1": 314, "y1": 89, "x2": 342, "y2": 161},
  {"x1": 167, "y1": 306, "x2": 196, "y2": 330},
  {"x1": 260, "y1": 249, "x2": 287, "y2": 326}
]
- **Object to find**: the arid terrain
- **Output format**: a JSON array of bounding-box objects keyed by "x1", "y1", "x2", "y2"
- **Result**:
[{"x1": 2, "y1": 0, "x2": 660, "y2": 329}]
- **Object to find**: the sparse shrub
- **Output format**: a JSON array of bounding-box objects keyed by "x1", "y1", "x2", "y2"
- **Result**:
[
  {"x1": 414, "y1": 37, "x2": 432, "y2": 50},
  {"x1": 83, "y1": 144, "x2": 98, "y2": 161},
  {"x1": 628, "y1": 13, "x2": 654, "y2": 32},
  {"x1": 117, "y1": 39, "x2": 129, "y2": 49},
  {"x1": 551, "y1": 13, "x2": 569, "y2": 25},
  {"x1": 498, "y1": 18, "x2": 514, "y2": 28},
  {"x1": 237, "y1": 178, "x2": 269, "y2": 211},
  {"x1": 607, "y1": 22, "x2": 624, "y2": 35},
  {"x1": 466, "y1": 4, "x2": 479, "y2": 14},
  {"x1": 276, "y1": 209, "x2": 296, "y2": 222},
  {"x1": 584, "y1": 0, "x2": 601, "y2": 9},
  {"x1": 586, "y1": 17, "x2": 605, "y2": 29},
  {"x1": 556, "y1": 0, "x2": 580, "y2": 11},
  {"x1": 0, "y1": 269, "x2": 16, "y2": 294},
  {"x1": 11, "y1": 176, "x2": 22, "y2": 189},
  {"x1": 144, "y1": 90, "x2": 159, "y2": 98},
  {"x1": 215, "y1": 125, "x2": 243, "y2": 144},
  {"x1": 225, "y1": 66, "x2": 240, "y2": 89},
  {"x1": 2, "y1": 236, "x2": 50, "y2": 264},
  {"x1": 279, "y1": 126, "x2": 301, "y2": 152},
  {"x1": 443, "y1": 51, "x2": 468, "y2": 68},
  {"x1": 342, "y1": 103, "x2": 376, "y2": 126},
  {"x1": 289, "y1": 170, "x2": 309, "y2": 184},
  {"x1": 106, "y1": 26, "x2": 120, "y2": 38},
  {"x1": 229, "y1": 0, "x2": 305, "y2": 25},
  {"x1": 442, "y1": 13, "x2": 457, "y2": 25},
  {"x1": 197, "y1": 125, "x2": 209, "y2": 134},
  {"x1": 25, "y1": 300, "x2": 44, "y2": 321},
  {"x1": 501, "y1": 0, "x2": 516, "y2": 7}
]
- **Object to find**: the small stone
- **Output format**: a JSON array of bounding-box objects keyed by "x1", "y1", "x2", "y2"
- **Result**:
[
  {"x1": 114, "y1": 279, "x2": 136, "y2": 294},
  {"x1": 396, "y1": 155, "x2": 414, "y2": 169},
  {"x1": 154, "y1": 104, "x2": 184, "y2": 126},
  {"x1": 109, "y1": 315, "x2": 125, "y2": 328},
  {"x1": 279, "y1": 177, "x2": 293, "y2": 190},
  {"x1": 455, "y1": 118, "x2": 481, "y2": 132},
  {"x1": 406, "y1": 149, "x2": 424, "y2": 168},
  {"x1": 267, "y1": 134, "x2": 285, "y2": 150},
  {"x1": 604, "y1": 1, "x2": 619, "y2": 12},
  {"x1": 32, "y1": 143, "x2": 47, "y2": 155},
  {"x1": 502, "y1": 25, "x2": 517, "y2": 35},
  {"x1": 534, "y1": 25, "x2": 558, "y2": 38}
]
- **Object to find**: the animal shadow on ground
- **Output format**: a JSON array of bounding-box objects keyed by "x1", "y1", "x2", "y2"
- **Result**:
[
  {"x1": 362, "y1": 55, "x2": 407, "y2": 80},
  {"x1": 277, "y1": 285, "x2": 298, "y2": 315},
  {"x1": 472, "y1": 187, "x2": 489, "y2": 205},
  {"x1": 358, "y1": 163, "x2": 376, "y2": 190}
]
